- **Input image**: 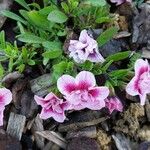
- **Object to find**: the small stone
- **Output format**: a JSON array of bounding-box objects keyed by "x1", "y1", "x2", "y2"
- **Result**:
[
  {"x1": 58, "y1": 110, "x2": 108, "y2": 132},
  {"x1": 66, "y1": 137, "x2": 100, "y2": 150},
  {"x1": 0, "y1": 130, "x2": 22, "y2": 150},
  {"x1": 2, "y1": 72, "x2": 24, "y2": 88},
  {"x1": 0, "y1": 0, "x2": 14, "y2": 29},
  {"x1": 66, "y1": 126, "x2": 97, "y2": 139},
  {"x1": 139, "y1": 141, "x2": 150, "y2": 150},
  {"x1": 30, "y1": 74, "x2": 51, "y2": 97}
]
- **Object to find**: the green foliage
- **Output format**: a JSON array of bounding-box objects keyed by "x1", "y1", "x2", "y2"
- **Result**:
[
  {"x1": 0, "y1": 31, "x2": 37, "y2": 73},
  {"x1": 97, "y1": 27, "x2": 118, "y2": 46},
  {"x1": 51, "y1": 61, "x2": 75, "y2": 84},
  {"x1": 0, "y1": 0, "x2": 137, "y2": 92},
  {"x1": 61, "y1": 0, "x2": 112, "y2": 29},
  {"x1": 1, "y1": 10, "x2": 27, "y2": 25},
  {"x1": 83, "y1": 0, "x2": 106, "y2": 7},
  {"x1": 105, "y1": 51, "x2": 131, "y2": 62},
  {"x1": 15, "y1": 0, "x2": 31, "y2": 10},
  {"x1": 48, "y1": 10, "x2": 68, "y2": 24}
]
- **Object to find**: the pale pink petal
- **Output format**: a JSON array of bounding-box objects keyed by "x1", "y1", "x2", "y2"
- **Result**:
[
  {"x1": 79, "y1": 30, "x2": 88, "y2": 43},
  {"x1": 134, "y1": 59, "x2": 149, "y2": 77},
  {"x1": 126, "y1": 77, "x2": 139, "y2": 96},
  {"x1": 61, "y1": 101, "x2": 71, "y2": 110},
  {"x1": 85, "y1": 99, "x2": 105, "y2": 110},
  {"x1": 40, "y1": 108, "x2": 66, "y2": 123},
  {"x1": 77, "y1": 49, "x2": 89, "y2": 61},
  {"x1": 53, "y1": 105, "x2": 63, "y2": 113},
  {"x1": 70, "y1": 104, "x2": 86, "y2": 110},
  {"x1": 52, "y1": 112, "x2": 66, "y2": 123},
  {"x1": 76, "y1": 71, "x2": 96, "y2": 89},
  {"x1": 34, "y1": 95, "x2": 45, "y2": 107},
  {"x1": 65, "y1": 92, "x2": 82, "y2": 105},
  {"x1": 0, "y1": 106, "x2": 5, "y2": 126},
  {"x1": 139, "y1": 93, "x2": 147, "y2": 106},
  {"x1": 40, "y1": 108, "x2": 54, "y2": 120},
  {"x1": 114, "y1": 97, "x2": 123, "y2": 112},
  {"x1": 105, "y1": 97, "x2": 123, "y2": 114},
  {"x1": 57, "y1": 75, "x2": 76, "y2": 96},
  {"x1": 0, "y1": 88, "x2": 12, "y2": 106},
  {"x1": 44, "y1": 93, "x2": 55, "y2": 100},
  {"x1": 89, "y1": 87, "x2": 109, "y2": 100}
]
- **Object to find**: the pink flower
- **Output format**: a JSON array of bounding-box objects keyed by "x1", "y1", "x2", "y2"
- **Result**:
[
  {"x1": 57, "y1": 71, "x2": 109, "y2": 110},
  {"x1": 0, "y1": 88, "x2": 12, "y2": 126},
  {"x1": 110, "y1": 0, "x2": 131, "y2": 5},
  {"x1": 68, "y1": 30, "x2": 105, "y2": 63},
  {"x1": 34, "y1": 93, "x2": 68, "y2": 123},
  {"x1": 105, "y1": 97, "x2": 123, "y2": 114},
  {"x1": 126, "y1": 59, "x2": 150, "y2": 105}
]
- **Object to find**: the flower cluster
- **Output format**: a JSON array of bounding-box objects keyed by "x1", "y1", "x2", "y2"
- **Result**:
[
  {"x1": 34, "y1": 30, "x2": 149, "y2": 123},
  {"x1": 110, "y1": 0, "x2": 132, "y2": 5},
  {"x1": 68, "y1": 30, "x2": 105, "y2": 63},
  {"x1": 0, "y1": 88, "x2": 12, "y2": 126},
  {"x1": 35, "y1": 71, "x2": 109, "y2": 122}
]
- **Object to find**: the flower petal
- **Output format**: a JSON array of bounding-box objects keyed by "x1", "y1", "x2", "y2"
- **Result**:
[
  {"x1": 89, "y1": 87, "x2": 109, "y2": 100},
  {"x1": 40, "y1": 108, "x2": 54, "y2": 120},
  {"x1": 85, "y1": 99, "x2": 105, "y2": 110},
  {"x1": 126, "y1": 77, "x2": 139, "y2": 96},
  {"x1": 87, "y1": 51, "x2": 105, "y2": 63},
  {"x1": 34, "y1": 95, "x2": 45, "y2": 107},
  {"x1": 0, "y1": 88, "x2": 12, "y2": 106},
  {"x1": 40, "y1": 108, "x2": 66, "y2": 123},
  {"x1": 139, "y1": 93, "x2": 147, "y2": 106},
  {"x1": 134, "y1": 59, "x2": 149, "y2": 77},
  {"x1": 79, "y1": 30, "x2": 88, "y2": 43},
  {"x1": 76, "y1": 71, "x2": 96, "y2": 90},
  {"x1": 57, "y1": 75, "x2": 76, "y2": 95},
  {"x1": 44, "y1": 93, "x2": 55, "y2": 100},
  {"x1": 70, "y1": 104, "x2": 86, "y2": 110},
  {"x1": 52, "y1": 112, "x2": 66, "y2": 123},
  {"x1": 0, "y1": 106, "x2": 5, "y2": 126}
]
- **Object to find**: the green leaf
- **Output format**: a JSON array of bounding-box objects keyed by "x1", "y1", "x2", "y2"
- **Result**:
[
  {"x1": 51, "y1": 61, "x2": 68, "y2": 83},
  {"x1": 0, "y1": 63, "x2": 4, "y2": 78},
  {"x1": 105, "y1": 51, "x2": 131, "y2": 62},
  {"x1": 28, "y1": 3, "x2": 41, "y2": 10},
  {"x1": 101, "y1": 60, "x2": 113, "y2": 72},
  {"x1": 80, "y1": 61, "x2": 93, "y2": 71},
  {"x1": 83, "y1": 0, "x2": 106, "y2": 6},
  {"x1": 48, "y1": 10, "x2": 68, "y2": 23},
  {"x1": 28, "y1": 59, "x2": 36, "y2": 65},
  {"x1": 96, "y1": 17, "x2": 111, "y2": 24},
  {"x1": 109, "y1": 69, "x2": 129, "y2": 79},
  {"x1": 42, "y1": 41, "x2": 61, "y2": 50},
  {"x1": 92, "y1": 64, "x2": 103, "y2": 75},
  {"x1": 17, "y1": 33, "x2": 46, "y2": 43},
  {"x1": 17, "y1": 64, "x2": 25, "y2": 73},
  {"x1": 43, "y1": 57, "x2": 49, "y2": 65},
  {"x1": 39, "y1": 5, "x2": 57, "y2": 15},
  {"x1": 42, "y1": 50, "x2": 62, "y2": 59},
  {"x1": 27, "y1": 10, "x2": 53, "y2": 31},
  {"x1": 1, "y1": 10, "x2": 27, "y2": 25},
  {"x1": 0, "y1": 31, "x2": 6, "y2": 49},
  {"x1": 15, "y1": 0, "x2": 31, "y2": 10},
  {"x1": 97, "y1": 26, "x2": 118, "y2": 46},
  {"x1": 61, "y1": 2, "x2": 69, "y2": 13}
]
